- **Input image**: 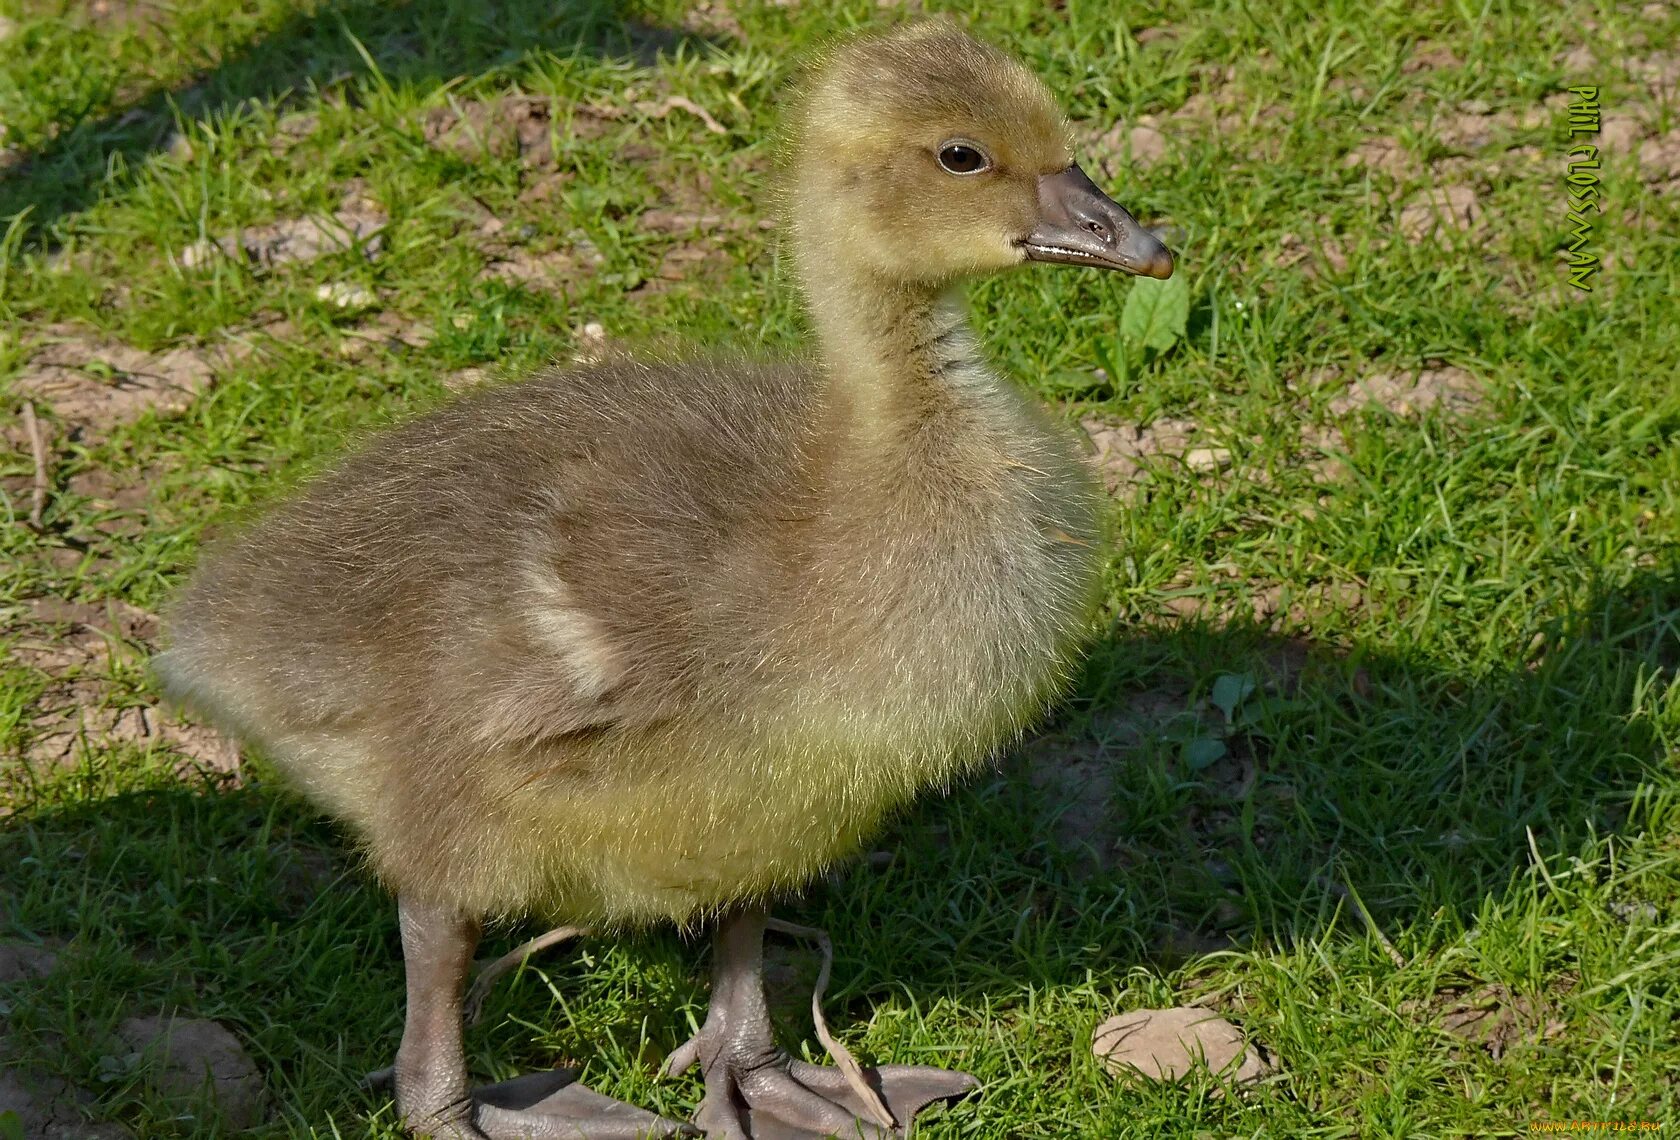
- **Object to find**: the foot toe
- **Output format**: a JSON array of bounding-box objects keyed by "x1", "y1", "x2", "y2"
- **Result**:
[
  {"x1": 785, "y1": 1062, "x2": 978, "y2": 1127},
  {"x1": 697, "y1": 1062, "x2": 976, "y2": 1139},
  {"x1": 473, "y1": 1070, "x2": 696, "y2": 1139}
]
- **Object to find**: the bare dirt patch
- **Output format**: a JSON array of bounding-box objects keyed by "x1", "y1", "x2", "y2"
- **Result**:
[
  {"x1": 1342, "y1": 135, "x2": 1415, "y2": 180},
  {"x1": 268, "y1": 110, "x2": 319, "y2": 156},
  {"x1": 420, "y1": 96, "x2": 593, "y2": 167},
  {"x1": 1398, "y1": 185, "x2": 1482, "y2": 240},
  {"x1": 177, "y1": 184, "x2": 387, "y2": 271},
  {"x1": 1022, "y1": 684, "x2": 1196, "y2": 870},
  {"x1": 12, "y1": 325, "x2": 249, "y2": 440},
  {"x1": 1639, "y1": 128, "x2": 1680, "y2": 184},
  {"x1": 116, "y1": 1015, "x2": 268, "y2": 1130},
  {"x1": 0, "y1": 1066, "x2": 132, "y2": 1139},
  {"x1": 1083, "y1": 117, "x2": 1170, "y2": 175},
  {"x1": 480, "y1": 248, "x2": 594, "y2": 293},
  {"x1": 335, "y1": 311, "x2": 435, "y2": 361},
  {"x1": 1317, "y1": 364, "x2": 1483, "y2": 418},
  {"x1": 680, "y1": 0, "x2": 744, "y2": 40},
  {"x1": 5, "y1": 598, "x2": 238, "y2": 794},
  {"x1": 1403, "y1": 43, "x2": 1462, "y2": 73},
  {"x1": 1273, "y1": 229, "x2": 1350, "y2": 276},
  {"x1": 0, "y1": 940, "x2": 60, "y2": 984},
  {"x1": 1081, "y1": 416, "x2": 1232, "y2": 496},
  {"x1": 1403, "y1": 982, "x2": 1568, "y2": 1060}
]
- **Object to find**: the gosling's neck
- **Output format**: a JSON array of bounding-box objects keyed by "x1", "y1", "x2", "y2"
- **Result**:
[{"x1": 799, "y1": 258, "x2": 1005, "y2": 456}]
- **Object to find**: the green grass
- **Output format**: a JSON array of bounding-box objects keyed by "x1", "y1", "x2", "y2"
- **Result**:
[{"x1": 2, "y1": 0, "x2": 1677, "y2": 1136}]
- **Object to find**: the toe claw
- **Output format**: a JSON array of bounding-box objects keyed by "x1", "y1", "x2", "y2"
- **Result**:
[{"x1": 662, "y1": 1036, "x2": 702, "y2": 1080}]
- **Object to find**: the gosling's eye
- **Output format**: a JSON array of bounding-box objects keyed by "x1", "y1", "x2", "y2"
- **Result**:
[{"x1": 937, "y1": 141, "x2": 991, "y2": 175}]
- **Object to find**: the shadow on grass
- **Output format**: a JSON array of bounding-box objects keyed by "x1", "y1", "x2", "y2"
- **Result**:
[
  {"x1": 0, "y1": 0, "x2": 720, "y2": 241},
  {"x1": 825, "y1": 563, "x2": 1676, "y2": 997},
  {"x1": 0, "y1": 565, "x2": 1673, "y2": 1131}
]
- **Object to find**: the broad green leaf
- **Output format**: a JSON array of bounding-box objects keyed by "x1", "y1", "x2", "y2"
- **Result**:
[
  {"x1": 1183, "y1": 736, "x2": 1228, "y2": 770},
  {"x1": 1120, "y1": 272, "x2": 1190, "y2": 352},
  {"x1": 1210, "y1": 673, "x2": 1257, "y2": 723}
]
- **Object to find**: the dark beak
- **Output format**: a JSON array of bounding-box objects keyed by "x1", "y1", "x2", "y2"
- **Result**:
[{"x1": 1020, "y1": 163, "x2": 1174, "y2": 279}]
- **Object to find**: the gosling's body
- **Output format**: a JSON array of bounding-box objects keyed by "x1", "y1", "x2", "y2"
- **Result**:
[
  {"x1": 159, "y1": 22, "x2": 1173, "y2": 1139},
  {"x1": 160, "y1": 325, "x2": 1100, "y2": 925}
]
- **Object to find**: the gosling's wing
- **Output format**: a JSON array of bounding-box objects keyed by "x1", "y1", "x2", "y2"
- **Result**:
[
  {"x1": 160, "y1": 353, "x2": 813, "y2": 757},
  {"x1": 385, "y1": 353, "x2": 817, "y2": 753}
]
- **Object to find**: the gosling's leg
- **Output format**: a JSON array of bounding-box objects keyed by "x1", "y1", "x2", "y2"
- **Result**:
[
  {"x1": 394, "y1": 895, "x2": 483, "y2": 1138},
  {"x1": 393, "y1": 894, "x2": 693, "y2": 1140},
  {"x1": 667, "y1": 907, "x2": 977, "y2": 1139}
]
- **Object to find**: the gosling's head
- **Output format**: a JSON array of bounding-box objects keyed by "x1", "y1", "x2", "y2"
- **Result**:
[{"x1": 790, "y1": 21, "x2": 1173, "y2": 287}]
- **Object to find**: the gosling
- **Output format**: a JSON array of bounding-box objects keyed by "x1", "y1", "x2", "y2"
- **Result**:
[{"x1": 157, "y1": 21, "x2": 1172, "y2": 1140}]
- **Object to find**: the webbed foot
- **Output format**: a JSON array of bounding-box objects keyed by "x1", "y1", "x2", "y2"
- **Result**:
[{"x1": 665, "y1": 910, "x2": 977, "y2": 1139}]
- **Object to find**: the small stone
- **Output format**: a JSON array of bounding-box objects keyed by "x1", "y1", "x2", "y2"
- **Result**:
[
  {"x1": 1093, "y1": 1007, "x2": 1273, "y2": 1084},
  {"x1": 444, "y1": 366, "x2": 489, "y2": 392},
  {"x1": 163, "y1": 131, "x2": 194, "y2": 162},
  {"x1": 314, "y1": 282, "x2": 377, "y2": 309},
  {"x1": 116, "y1": 1015, "x2": 268, "y2": 1130},
  {"x1": 1183, "y1": 447, "x2": 1232, "y2": 471}
]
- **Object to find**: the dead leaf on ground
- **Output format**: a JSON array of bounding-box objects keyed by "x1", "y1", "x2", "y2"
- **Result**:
[
  {"x1": 12, "y1": 327, "x2": 249, "y2": 438},
  {"x1": 1093, "y1": 1007, "x2": 1275, "y2": 1085}
]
